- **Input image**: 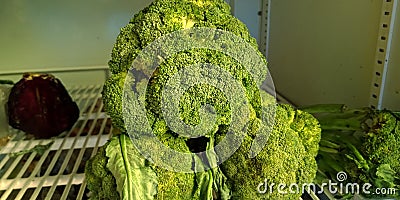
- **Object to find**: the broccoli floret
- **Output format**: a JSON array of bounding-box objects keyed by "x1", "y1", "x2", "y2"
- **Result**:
[
  {"x1": 106, "y1": 0, "x2": 262, "y2": 96},
  {"x1": 302, "y1": 105, "x2": 400, "y2": 198},
  {"x1": 154, "y1": 167, "x2": 199, "y2": 200},
  {"x1": 291, "y1": 109, "x2": 321, "y2": 184},
  {"x1": 144, "y1": 131, "x2": 201, "y2": 200},
  {"x1": 108, "y1": 0, "x2": 258, "y2": 75},
  {"x1": 102, "y1": 72, "x2": 127, "y2": 132},
  {"x1": 364, "y1": 111, "x2": 400, "y2": 174},
  {"x1": 218, "y1": 104, "x2": 321, "y2": 200},
  {"x1": 85, "y1": 143, "x2": 120, "y2": 200},
  {"x1": 144, "y1": 49, "x2": 264, "y2": 139}
]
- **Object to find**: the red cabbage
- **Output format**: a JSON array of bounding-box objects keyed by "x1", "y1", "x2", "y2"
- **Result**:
[{"x1": 7, "y1": 73, "x2": 79, "y2": 138}]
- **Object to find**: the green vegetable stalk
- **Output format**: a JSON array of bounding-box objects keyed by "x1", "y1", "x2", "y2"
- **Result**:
[
  {"x1": 9, "y1": 142, "x2": 54, "y2": 157},
  {"x1": 0, "y1": 80, "x2": 14, "y2": 85},
  {"x1": 302, "y1": 104, "x2": 400, "y2": 198}
]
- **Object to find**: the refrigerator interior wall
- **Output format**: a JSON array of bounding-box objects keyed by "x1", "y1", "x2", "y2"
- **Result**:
[
  {"x1": 0, "y1": 0, "x2": 259, "y2": 86},
  {"x1": 214, "y1": 0, "x2": 400, "y2": 110},
  {"x1": 0, "y1": 0, "x2": 153, "y2": 85},
  {"x1": 1, "y1": 0, "x2": 398, "y2": 108},
  {"x1": 230, "y1": 0, "x2": 262, "y2": 45},
  {"x1": 267, "y1": 0, "x2": 384, "y2": 108}
]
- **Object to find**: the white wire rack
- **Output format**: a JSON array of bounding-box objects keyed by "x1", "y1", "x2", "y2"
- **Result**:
[
  {"x1": 0, "y1": 67, "x2": 310, "y2": 200},
  {"x1": 0, "y1": 84, "x2": 113, "y2": 200}
]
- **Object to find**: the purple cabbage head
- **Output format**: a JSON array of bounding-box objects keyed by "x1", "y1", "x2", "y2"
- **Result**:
[{"x1": 7, "y1": 73, "x2": 79, "y2": 138}]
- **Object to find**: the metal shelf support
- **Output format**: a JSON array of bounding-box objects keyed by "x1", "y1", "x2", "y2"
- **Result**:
[{"x1": 369, "y1": 0, "x2": 398, "y2": 109}]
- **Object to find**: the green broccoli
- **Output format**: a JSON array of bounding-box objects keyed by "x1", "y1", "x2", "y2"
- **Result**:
[
  {"x1": 302, "y1": 104, "x2": 400, "y2": 198},
  {"x1": 108, "y1": 0, "x2": 258, "y2": 75},
  {"x1": 92, "y1": 0, "x2": 323, "y2": 199},
  {"x1": 103, "y1": 0, "x2": 265, "y2": 134},
  {"x1": 85, "y1": 133, "x2": 201, "y2": 200},
  {"x1": 218, "y1": 103, "x2": 321, "y2": 200},
  {"x1": 102, "y1": 71, "x2": 126, "y2": 132},
  {"x1": 85, "y1": 140, "x2": 120, "y2": 200},
  {"x1": 87, "y1": 104, "x2": 321, "y2": 200}
]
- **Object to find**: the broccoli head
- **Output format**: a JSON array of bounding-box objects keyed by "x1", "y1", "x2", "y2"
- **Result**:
[
  {"x1": 217, "y1": 103, "x2": 321, "y2": 200},
  {"x1": 364, "y1": 111, "x2": 400, "y2": 174},
  {"x1": 108, "y1": 0, "x2": 258, "y2": 75},
  {"x1": 103, "y1": 0, "x2": 266, "y2": 134},
  {"x1": 96, "y1": 0, "x2": 323, "y2": 199}
]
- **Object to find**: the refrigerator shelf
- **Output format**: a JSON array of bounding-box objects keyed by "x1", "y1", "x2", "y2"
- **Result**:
[{"x1": 0, "y1": 84, "x2": 113, "y2": 200}]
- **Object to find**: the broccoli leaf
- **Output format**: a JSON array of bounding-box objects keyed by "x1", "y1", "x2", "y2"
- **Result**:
[
  {"x1": 375, "y1": 164, "x2": 399, "y2": 188},
  {"x1": 195, "y1": 169, "x2": 213, "y2": 200},
  {"x1": 212, "y1": 165, "x2": 231, "y2": 200},
  {"x1": 106, "y1": 134, "x2": 158, "y2": 200},
  {"x1": 193, "y1": 136, "x2": 231, "y2": 200}
]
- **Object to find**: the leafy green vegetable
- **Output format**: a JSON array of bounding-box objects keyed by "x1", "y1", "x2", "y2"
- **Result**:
[
  {"x1": 376, "y1": 164, "x2": 399, "y2": 188},
  {"x1": 106, "y1": 134, "x2": 158, "y2": 200},
  {"x1": 303, "y1": 104, "x2": 400, "y2": 198},
  {"x1": 193, "y1": 136, "x2": 231, "y2": 200}
]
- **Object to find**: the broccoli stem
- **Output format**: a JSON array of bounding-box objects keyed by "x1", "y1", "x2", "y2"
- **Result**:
[
  {"x1": 0, "y1": 80, "x2": 14, "y2": 85},
  {"x1": 119, "y1": 134, "x2": 135, "y2": 199},
  {"x1": 309, "y1": 104, "x2": 400, "y2": 198},
  {"x1": 318, "y1": 116, "x2": 364, "y2": 131},
  {"x1": 318, "y1": 151, "x2": 345, "y2": 173},
  {"x1": 318, "y1": 146, "x2": 339, "y2": 154},
  {"x1": 345, "y1": 143, "x2": 370, "y2": 171},
  {"x1": 319, "y1": 111, "x2": 369, "y2": 132},
  {"x1": 307, "y1": 105, "x2": 370, "y2": 174},
  {"x1": 388, "y1": 110, "x2": 400, "y2": 121},
  {"x1": 303, "y1": 104, "x2": 369, "y2": 131},
  {"x1": 300, "y1": 104, "x2": 347, "y2": 113},
  {"x1": 319, "y1": 140, "x2": 341, "y2": 149}
]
